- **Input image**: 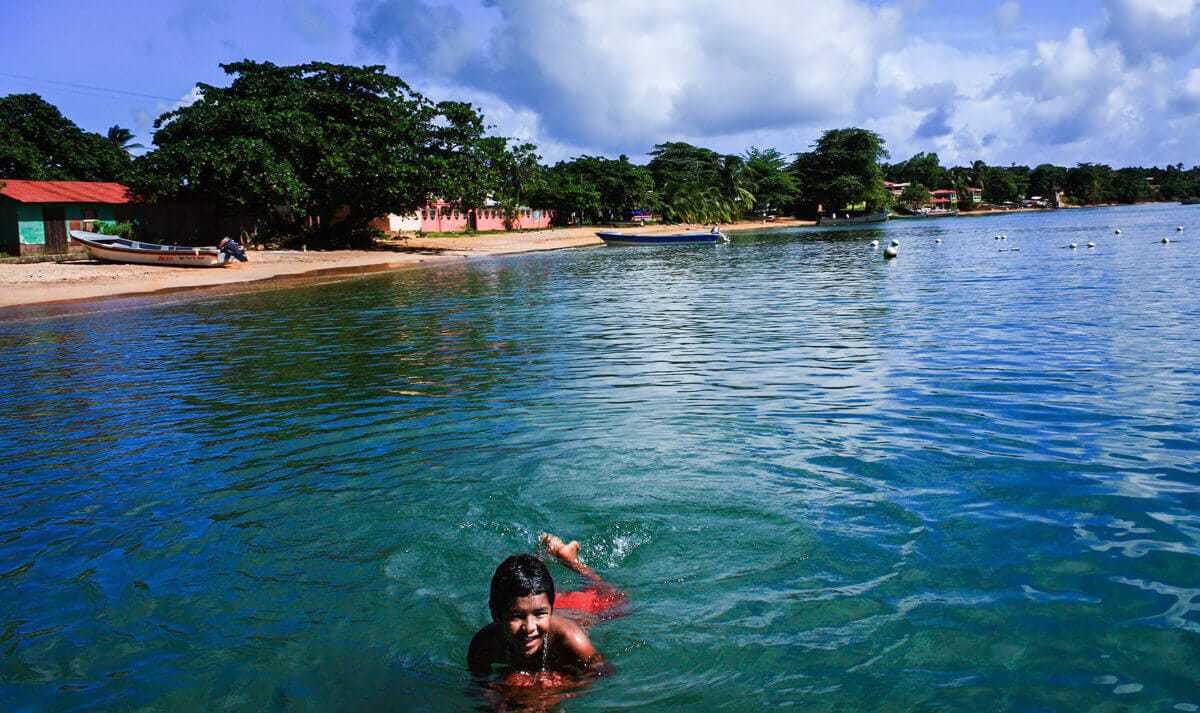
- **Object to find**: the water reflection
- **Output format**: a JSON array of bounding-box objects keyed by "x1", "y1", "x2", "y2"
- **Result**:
[{"x1": 0, "y1": 204, "x2": 1198, "y2": 711}]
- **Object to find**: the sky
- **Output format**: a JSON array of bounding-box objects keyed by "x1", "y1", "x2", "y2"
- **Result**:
[{"x1": 2, "y1": 0, "x2": 1199, "y2": 168}]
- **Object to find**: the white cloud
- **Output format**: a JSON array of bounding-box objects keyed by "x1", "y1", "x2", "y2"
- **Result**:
[
  {"x1": 357, "y1": 0, "x2": 903, "y2": 153},
  {"x1": 1103, "y1": 0, "x2": 1200, "y2": 61},
  {"x1": 352, "y1": 1, "x2": 1200, "y2": 168}
]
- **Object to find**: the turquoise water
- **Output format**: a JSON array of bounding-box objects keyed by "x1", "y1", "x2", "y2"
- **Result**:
[{"x1": 2, "y1": 203, "x2": 1199, "y2": 711}]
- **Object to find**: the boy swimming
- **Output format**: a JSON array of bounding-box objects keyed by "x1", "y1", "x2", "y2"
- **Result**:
[{"x1": 468, "y1": 534, "x2": 625, "y2": 684}]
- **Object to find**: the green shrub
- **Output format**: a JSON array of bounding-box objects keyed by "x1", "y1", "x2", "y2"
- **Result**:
[{"x1": 98, "y1": 222, "x2": 134, "y2": 237}]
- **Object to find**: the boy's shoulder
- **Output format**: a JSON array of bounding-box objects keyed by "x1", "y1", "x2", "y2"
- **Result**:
[
  {"x1": 550, "y1": 614, "x2": 597, "y2": 661},
  {"x1": 468, "y1": 622, "x2": 505, "y2": 672}
]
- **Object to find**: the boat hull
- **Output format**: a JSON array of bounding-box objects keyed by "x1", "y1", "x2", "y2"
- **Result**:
[
  {"x1": 595, "y1": 231, "x2": 725, "y2": 245},
  {"x1": 817, "y1": 211, "x2": 889, "y2": 225},
  {"x1": 69, "y1": 231, "x2": 228, "y2": 267}
]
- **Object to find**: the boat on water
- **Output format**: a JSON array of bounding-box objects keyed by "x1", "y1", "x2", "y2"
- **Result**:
[
  {"x1": 595, "y1": 229, "x2": 727, "y2": 246},
  {"x1": 817, "y1": 210, "x2": 889, "y2": 226},
  {"x1": 70, "y1": 230, "x2": 247, "y2": 267}
]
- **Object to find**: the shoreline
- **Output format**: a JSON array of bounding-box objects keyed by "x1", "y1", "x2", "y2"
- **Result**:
[{"x1": 0, "y1": 219, "x2": 815, "y2": 312}]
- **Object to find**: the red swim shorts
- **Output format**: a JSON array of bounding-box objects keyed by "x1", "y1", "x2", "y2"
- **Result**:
[{"x1": 553, "y1": 587, "x2": 626, "y2": 617}]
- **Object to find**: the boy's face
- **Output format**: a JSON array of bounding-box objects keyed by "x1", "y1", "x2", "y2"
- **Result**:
[{"x1": 499, "y1": 593, "x2": 552, "y2": 658}]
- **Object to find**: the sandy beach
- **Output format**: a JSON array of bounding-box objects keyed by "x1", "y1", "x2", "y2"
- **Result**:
[{"x1": 0, "y1": 219, "x2": 815, "y2": 310}]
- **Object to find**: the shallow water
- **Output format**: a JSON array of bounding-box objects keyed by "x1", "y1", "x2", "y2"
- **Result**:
[{"x1": 2, "y1": 203, "x2": 1199, "y2": 711}]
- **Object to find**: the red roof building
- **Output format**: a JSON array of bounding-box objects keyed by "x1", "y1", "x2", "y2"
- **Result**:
[
  {"x1": 0, "y1": 180, "x2": 134, "y2": 204},
  {"x1": 0, "y1": 180, "x2": 137, "y2": 256}
]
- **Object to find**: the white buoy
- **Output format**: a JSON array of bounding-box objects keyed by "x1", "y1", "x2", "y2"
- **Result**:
[
  {"x1": 1069, "y1": 243, "x2": 1078, "y2": 249},
  {"x1": 935, "y1": 238, "x2": 942, "y2": 243},
  {"x1": 994, "y1": 235, "x2": 1001, "y2": 240},
  {"x1": 1001, "y1": 234, "x2": 1008, "y2": 240},
  {"x1": 1114, "y1": 229, "x2": 1121, "y2": 234},
  {"x1": 1087, "y1": 242, "x2": 1096, "y2": 248},
  {"x1": 884, "y1": 239, "x2": 899, "y2": 259},
  {"x1": 1162, "y1": 237, "x2": 1170, "y2": 244},
  {"x1": 1178, "y1": 226, "x2": 1184, "y2": 232},
  {"x1": 870, "y1": 239, "x2": 879, "y2": 248}
]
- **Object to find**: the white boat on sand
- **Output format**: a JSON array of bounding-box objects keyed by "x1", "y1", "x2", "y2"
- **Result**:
[{"x1": 69, "y1": 230, "x2": 246, "y2": 267}]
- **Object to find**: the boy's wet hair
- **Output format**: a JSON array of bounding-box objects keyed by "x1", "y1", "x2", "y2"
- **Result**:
[{"x1": 489, "y1": 553, "x2": 556, "y2": 620}]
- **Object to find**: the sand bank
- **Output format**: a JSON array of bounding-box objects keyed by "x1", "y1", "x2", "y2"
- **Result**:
[{"x1": 0, "y1": 219, "x2": 814, "y2": 310}]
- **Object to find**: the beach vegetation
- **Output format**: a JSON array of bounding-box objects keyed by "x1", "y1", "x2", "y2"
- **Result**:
[
  {"x1": 8, "y1": 78, "x2": 1200, "y2": 239},
  {"x1": 789, "y1": 128, "x2": 890, "y2": 217},
  {"x1": 648, "y1": 142, "x2": 754, "y2": 224},
  {"x1": 536, "y1": 154, "x2": 656, "y2": 225},
  {"x1": 0, "y1": 94, "x2": 131, "y2": 182},
  {"x1": 129, "y1": 61, "x2": 496, "y2": 247},
  {"x1": 898, "y1": 183, "x2": 932, "y2": 211},
  {"x1": 742, "y1": 147, "x2": 797, "y2": 216}
]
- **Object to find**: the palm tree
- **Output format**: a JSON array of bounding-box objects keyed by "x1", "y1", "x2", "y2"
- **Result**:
[{"x1": 106, "y1": 125, "x2": 144, "y2": 154}]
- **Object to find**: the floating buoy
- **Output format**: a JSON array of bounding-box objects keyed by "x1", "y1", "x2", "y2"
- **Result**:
[
  {"x1": 1178, "y1": 226, "x2": 1184, "y2": 232},
  {"x1": 1114, "y1": 229, "x2": 1121, "y2": 234},
  {"x1": 1069, "y1": 243, "x2": 1078, "y2": 249},
  {"x1": 935, "y1": 238, "x2": 942, "y2": 243},
  {"x1": 994, "y1": 235, "x2": 1001, "y2": 240},
  {"x1": 884, "y1": 239, "x2": 899, "y2": 259},
  {"x1": 1001, "y1": 234, "x2": 1008, "y2": 240},
  {"x1": 1162, "y1": 237, "x2": 1170, "y2": 244},
  {"x1": 870, "y1": 240, "x2": 879, "y2": 248},
  {"x1": 1087, "y1": 242, "x2": 1095, "y2": 248}
]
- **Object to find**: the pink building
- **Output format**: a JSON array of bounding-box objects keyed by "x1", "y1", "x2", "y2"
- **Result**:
[{"x1": 374, "y1": 200, "x2": 555, "y2": 235}]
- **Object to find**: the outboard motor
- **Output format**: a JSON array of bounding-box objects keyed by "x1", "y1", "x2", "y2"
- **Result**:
[{"x1": 218, "y1": 237, "x2": 248, "y2": 263}]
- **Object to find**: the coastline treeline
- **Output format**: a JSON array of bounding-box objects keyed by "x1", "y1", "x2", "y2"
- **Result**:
[{"x1": 2, "y1": 62, "x2": 1199, "y2": 246}]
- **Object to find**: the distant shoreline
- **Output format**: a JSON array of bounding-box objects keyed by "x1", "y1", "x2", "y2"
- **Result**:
[{"x1": 0, "y1": 218, "x2": 817, "y2": 312}]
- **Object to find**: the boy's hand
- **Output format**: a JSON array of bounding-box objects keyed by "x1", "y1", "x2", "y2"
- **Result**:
[{"x1": 540, "y1": 533, "x2": 581, "y2": 563}]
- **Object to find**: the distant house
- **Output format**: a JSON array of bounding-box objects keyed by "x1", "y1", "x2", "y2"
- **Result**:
[
  {"x1": 373, "y1": 199, "x2": 555, "y2": 235},
  {"x1": 930, "y1": 189, "x2": 958, "y2": 210},
  {"x1": 966, "y1": 187, "x2": 983, "y2": 205},
  {"x1": 0, "y1": 180, "x2": 136, "y2": 256},
  {"x1": 884, "y1": 181, "x2": 910, "y2": 198}
]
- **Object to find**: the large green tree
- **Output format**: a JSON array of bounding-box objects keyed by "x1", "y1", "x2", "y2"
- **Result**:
[
  {"x1": 648, "y1": 142, "x2": 753, "y2": 223},
  {"x1": 535, "y1": 154, "x2": 655, "y2": 224},
  {"x1": 1063, "y1": 163, "x2": 1113, "y2": 205},
  {"x1": 885, "y1": 152, "x2": 949, "y2": 190},
  {"x1": 1027, "y1": 163, "x2": 1066, "y2": 200},
  {"x1": 789, "y1": 128, "x2": 889, "y2": 217},
  {"x1": 742, "y1": 147, "x2": 797, "y2": 214},
  {"x1": 0, "y1": 94, "x2": 131, "y2": 181},
  {"x1": 132, "y1": 61, "x2": 493, "y2": 246},
  {"x1": 898, "y1": 182, "x2": 932, "y2": 210}
]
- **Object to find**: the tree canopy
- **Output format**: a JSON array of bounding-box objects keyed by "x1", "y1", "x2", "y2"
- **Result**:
[
  {"x1": 648, "y1": 142, "x2": 753, "y2": 224},
  {"x1": 130, "y1": 61, "x2": 494, "y2": 246},
  {"x1": 790, "y1": 128, "x2": 890, "y2": 216},
  {"x1": 0, "y1": 94, "x2": 131, "y2": 182}
]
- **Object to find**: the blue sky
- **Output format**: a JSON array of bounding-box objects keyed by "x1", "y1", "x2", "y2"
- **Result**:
[{"x1": 3, "y1": 0, "x2": 1198, "y2": 167}]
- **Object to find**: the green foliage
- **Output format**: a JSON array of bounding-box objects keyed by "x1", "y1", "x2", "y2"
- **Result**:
[
  {"x1": 106, "y1": 126, "x2": 144, "y2": 153},
  {"x1": 1027, "y1": 164, "x2": 1066, "y2": 200},
  {"x1": 0, "y1": 94, "x2": 132, "y2": 181},
  {"x1": 742, "y1": 147, "x2": 796, "y2": 213},
  {"x1": 536, "y1": 154, "x2": 655, "y2": 224},
  {"x1": 1109, "y1": 167, "x2": 1151, "y2": 203},
  {"x1": 131, "y1": 61, "x2": 492, "y2": 247},
  {"x1": 982, "y1": 166, "x2": 1022, "y2": 204},
  {"x1": 885, "y1": 152, "x2": 949, "y2": 190},
  {"x1": 898, "y1": 182, "x2": 932, "y2": 210},
  {"x1": 790, "y1": 128, "x2": 889, "y2": 216},
  {"x1": 649, "y1": 142, "x2": 753, "y2": 223},
  {"x1": 98, "y1": 221, "x2": 134, "y2": 237},
  {"x1": 1064, "y1": 163, "x2": 1112, "y2": 205}
]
